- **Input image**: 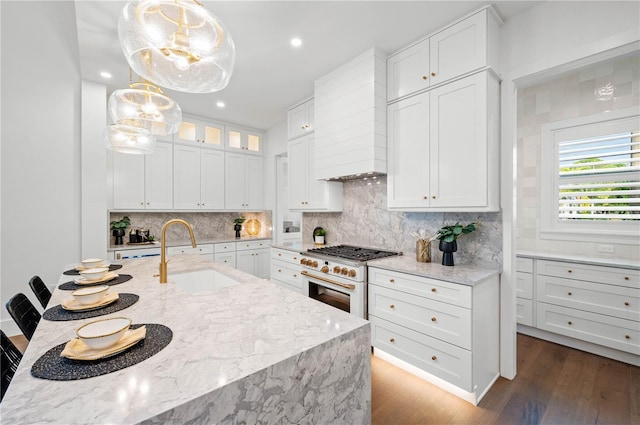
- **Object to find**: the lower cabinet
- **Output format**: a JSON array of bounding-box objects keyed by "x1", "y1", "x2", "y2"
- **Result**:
[
  {"x1": 517, "y1": 255, "x2": 640, "y2": 363},
  {"x1": 167, "y1": 244, "x2": 214, "y2": 262},
  {"x1": 270, "y1": 248, "x2": 303, "y2": 293},
  {"x1": 214, "y1": 242, "x2": 237, "y2": 268},
  {"x1": 515, "y1": 257, "x2": 534, "y2": 326},
  {"x1": 236, "y1": 240, "x2": 270, "y2": 279},
  {"x1": 368, "y1": 267, "x2": 499, "y2": 405}
]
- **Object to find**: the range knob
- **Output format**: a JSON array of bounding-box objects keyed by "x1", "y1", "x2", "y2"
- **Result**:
[
  {"x1": 300, "y1": 258, "x2": 307, "y2": 265},
  {"x1": 321, "y1": 265, "x2": 329, "y2": 273},
  {"x1": 311, "y1": 260, "x2": 318, "y2": 268},
  {"x1": 341, "y1": 267, "x2": 348, "y2": 275},
  {"x1": 348, "y1": 269, "x2": 357, "y2": 278},
  {"x1": 333, "y1": 266, "x2": 341, "y2": 274}
]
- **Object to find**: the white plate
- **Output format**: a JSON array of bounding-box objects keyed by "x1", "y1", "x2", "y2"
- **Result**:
[{"x1": 61, "y1": 292, "x2": 119, "y2": 312}]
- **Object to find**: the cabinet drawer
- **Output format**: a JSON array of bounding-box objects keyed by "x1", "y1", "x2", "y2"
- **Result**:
[
  {"x1": 537, "y1": 275, "x2": 640, "y2": 322},
  {"x1": 537, "y1": 303, "x2": 640, "y2": 355},
  {"x1": 237, "y1": 240, "x2": 269, "y2": 251},
  {"x1": 369, "y1": 285, "x2": 471, "y2": 349},
  {"x1": 370, "y1": 315, "x2": 472, "y2": 391},
  {"x1": 271, "y1": 248, "x2": 302, "y2": 265},
  {"x1": 214, "y1": 243, "x2": 236, "y2": 253},
  {"x1": 270, "y1": 259, "x2": 301, "y2": 289},
  {"x1": 516, "y1": 257, "x2": 533, "y2": 273},
  {"x1": 214, "y1": 252, "x2": 236, "y2": 268},
  {"x1": 516, "y1": 271, "x2": 533, "y2": 300},
  {"x1": 536, "y1": 260, "x2": 640, "y2": 288},
  {"x1": 167, "y1": 244, "x2": 214, "y2": 255},
  {"x1": 271, "y1": 278, "x2": 303, "y2": 294},
  {"x1": 368, "y1": 268, "x2": 471, "y2": 308},
  {"x1": 516, "y1": 298, "x2": 533, "y2": 327}
]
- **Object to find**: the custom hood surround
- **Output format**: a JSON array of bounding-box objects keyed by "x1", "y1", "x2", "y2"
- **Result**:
[{"x1": 313, "y1": 48, "x2": 387, "y2": 181}]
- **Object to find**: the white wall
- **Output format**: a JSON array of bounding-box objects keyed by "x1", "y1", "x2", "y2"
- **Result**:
[
  {"x1": 498, "y1": 0, "x2": 640, "y2": 378},
  {"x1": 263, "y1": 120, "x2": 289, "y2": 240},
  {"x1": 1, "y1": 1, "x2": 82, "y2": 334}
]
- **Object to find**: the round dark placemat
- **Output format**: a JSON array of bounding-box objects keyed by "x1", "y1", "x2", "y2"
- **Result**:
[
  {"x1": 58, "y1": 274, "x2": 133, "y2": 291},
  {"x1": 42, "y1": 294, "x2": 139, "y2": 321},
  {"x1": 63, "y1": 264, "x2": 123, "y2": 276},
  {"x1": 31, "y1": 324, "x2": 172, "y2": 381}
]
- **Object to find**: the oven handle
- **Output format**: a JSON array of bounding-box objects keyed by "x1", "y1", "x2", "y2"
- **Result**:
[{"x1": 301, "y1": 270, "x2": 356, "y2": 290}]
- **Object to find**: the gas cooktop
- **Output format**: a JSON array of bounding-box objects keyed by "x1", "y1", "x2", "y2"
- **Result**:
[{"x1": 307, "y1": 245, "x2": 400, "y2": 262}]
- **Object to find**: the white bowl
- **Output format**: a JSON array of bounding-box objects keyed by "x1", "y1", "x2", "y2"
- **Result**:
[
  {"x1": 76, "y1": 317, "x2": 132, "y2": 350},
  {"x1": 81, "y1": 258, "x2": 104, "y2": 269},
  {"x1": 72, "y1": 285, "x2": 109, "y2": 305},
  {"x1": 79, "y1": 267, "x2": 109, "y2": 281}
]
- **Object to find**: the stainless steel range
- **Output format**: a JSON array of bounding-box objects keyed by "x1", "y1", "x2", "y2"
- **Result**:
[{"x1": 298, "y1": 245, "x2": 400, "y2": 318}]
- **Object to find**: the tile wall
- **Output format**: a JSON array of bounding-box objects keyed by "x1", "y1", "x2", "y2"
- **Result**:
[
  {"x1": 303, "y1": 178, "x2": 503, "y2": 268},
  {"x1": 517, "y1": 54, "x2": 639, "y2": 260}
]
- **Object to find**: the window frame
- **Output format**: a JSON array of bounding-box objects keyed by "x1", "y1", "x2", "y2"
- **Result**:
[{"x1": 539, "y1": 107, "x2": 640, "y2": 245}]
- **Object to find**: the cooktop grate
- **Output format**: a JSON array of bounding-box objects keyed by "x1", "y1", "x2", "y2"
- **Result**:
[{"x1": 307, "y1": 245, "x2": 399, "y2": 262}]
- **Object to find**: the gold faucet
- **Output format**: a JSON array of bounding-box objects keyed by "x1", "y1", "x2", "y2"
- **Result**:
[{"x1": 159, "y1": 219, "x2": 196, "y2": 283}]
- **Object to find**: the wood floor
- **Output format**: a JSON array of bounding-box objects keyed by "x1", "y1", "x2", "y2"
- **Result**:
[
  {"x1": 10, "y1": 333, "x2": 639, "y2": 424},
  {"x1": 372, "y1": 334, "x2": 640, "y2": 425}
]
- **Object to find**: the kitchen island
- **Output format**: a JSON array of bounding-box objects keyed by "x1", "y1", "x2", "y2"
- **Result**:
[{"x1": 1, "y1": 255, "x2": 371, "y2": 424}]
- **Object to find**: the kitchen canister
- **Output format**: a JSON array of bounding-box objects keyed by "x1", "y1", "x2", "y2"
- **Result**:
[{"x1": 416, "y1": 239, "x2": 431, "y2": 263}]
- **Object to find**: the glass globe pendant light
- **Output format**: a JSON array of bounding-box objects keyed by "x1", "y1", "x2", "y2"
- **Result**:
[
  {"x1": 105, "y1": 124, "x2": 156, "y2": 155},
  {"x1": 108, "y1": 79, "x2": 182, "y2": 136},
  {"x1": 118, "y1": 0, "x2": 235, "y2": 93}
]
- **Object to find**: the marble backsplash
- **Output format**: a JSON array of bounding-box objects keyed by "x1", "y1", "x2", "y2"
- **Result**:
[
  {"x1": 109, "y1": 211, "x2": 272, "y2": 245},
  {"x1": 303, "y1": 178, "x2": 502, "y2": 267}
]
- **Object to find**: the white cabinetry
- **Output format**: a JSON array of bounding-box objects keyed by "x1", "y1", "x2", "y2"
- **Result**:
[
  {"x1": 226, "y1": 126, "x2": 262, "y2": 155},
  {"x1": 387, "y1": 71, "x2": 499, "y2": 211},
  {"x1": 173, "y1": 145, "x2": 225, "y2": 210},
  {"x1": 225, "y1": 153, "x2": 263, "y2": 210},
  {"x1": 112, "y1": 141, "x2": 173, "y2": 210},
  {"x1": 387, "y1": 7, "x2": 500, "y2": 102},
  {"x1": 214, "y1": 242, "x2": 236, "y2": 268},
  {"x1": 167, "y1": 244, "x2": 214, "y2": 262},
  {"x1": 368, "y1": 267, "x2": 499, "y2": 405},
  {"x1": 175, "y1": 116, "x2": 224, "y2": 149},
  {"x1": 515, "y1": 257, "x2": 534, "y2": 326},
  {"x1": 288, "y1": 134, "x2": 343, "y2": 211},
  {"x1": 287, "y1": 98, "x2": 315, "y2": 140},
  {"x1": 270, "y1": 248, "x2": 303, "y2": 293},
  {"x1": 236, "y1": 240, "x2": 270, "y2": 279}
]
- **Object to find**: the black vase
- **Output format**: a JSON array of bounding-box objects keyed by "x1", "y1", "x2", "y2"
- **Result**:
[
  {"x1": 234, "y1": 224, "x2": 242, "y2": 238},
  {"x1": 113, "y1": 229, "x2": 125, "y2": 245},
  {"x1": 439, "y1": 239, "x2": 458, "y2": 266}
]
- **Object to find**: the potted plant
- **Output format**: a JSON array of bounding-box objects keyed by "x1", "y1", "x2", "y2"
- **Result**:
[
  {"x1": 110, "y1": 216, "x2": 131, "y2": 245},
  {"x1": 435, "y1": 222, "x2": 477, "y2": 266},
  {"x1": 233, "y1": 215, "x2": 245, "y2": 238},
  {"x1": 313, "y1": 228, "x2": 326, "y2": 245}
]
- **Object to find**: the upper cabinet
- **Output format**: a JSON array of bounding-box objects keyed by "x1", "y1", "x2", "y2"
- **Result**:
[
  {"x1": 387, "y1": 7, "x2": 501, "y2": 102},
  {"x1": 112, "y1": 141, "x2": 173, "y2": 210},
  {"x1": 226, "y1": 126, "x2": 263, "y2": 155},
  {"x1": 287, "y1": 98, "x2": 315, "y2": 140},
  {"x1": 175, "y1": 116, "x2": 225, "y2": 149},
  {"x1": 173, "y1": 145, "x2": 225, "y2": 210},
  {"x1": 225, "y1": 152, "x2": 263, "y2": 210}
]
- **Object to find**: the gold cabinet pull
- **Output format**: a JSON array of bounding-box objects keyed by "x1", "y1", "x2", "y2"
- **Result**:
[
  {"x1": 568, "y1": 321, "x2": 573, "y2": 325},
  {"x1": 432, "y1": 196, "x2": 436, "y2": 199},
  {"x1": 390, "y1": 338, "x2": 395, "y2": 343},
  {"x1": 277, "y1": 269, "x2": 282, "y2": 272},
  {"x1": 431, "y1": 72, "x2": 436, "y2": 77},
  {"x1": 625, "y1": 301, "x2": 630, "y2": 306},
  {"x1": 278, "y1": 253, "x2": 282, "y2": 256},
  {"x1": 568, "y1": 292, "x2": 572, "y2": 296},
  {"x1": 431, "y1": 288, "x2": 437, "y2": 293},
  {"x1": 422, "y1": 75, "x2": 427, "y2": 80},
  {"x1": 568, "y1": 270, "x2": 572, "y2": 273},
  {"x1": 390, "y1": 304, "x2": 395, "y2": 309},
  {"x1": 293, "y1": 274, "x2": 297, "y2": 278},
  {"x1": 431, "y1": 317, "x2": 436, "y2": 322},
  {"x1": 389, "y1": 279, "x2": 395, "y2": 283},
  {"x1": 625, "y1": 276, "x2": 629, "y2": 280},
  {"x1": 625, "y1": 335, "x2": 630, "y2": 339},
  {"x1": 431, "y1": 355, "x2": 437, "y2": 361},
  {"x1": 423, "y1": 196, "x2": 427, "y2": 200}
]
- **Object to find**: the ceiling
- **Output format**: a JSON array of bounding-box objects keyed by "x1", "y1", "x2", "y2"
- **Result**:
[{"x1": 75, "y1": 1, "x2": 541, "y2": 131}]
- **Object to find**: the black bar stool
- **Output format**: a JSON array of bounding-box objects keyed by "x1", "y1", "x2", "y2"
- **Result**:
[{"x1": 6, "y1": 293, "x2": 41, "y2": 341}]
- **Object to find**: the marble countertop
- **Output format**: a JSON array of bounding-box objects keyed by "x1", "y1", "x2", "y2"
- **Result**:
[
  {"x1": 0, "y1": 255, "x2": 369, "y2": 424},
  {"x1": 109, "y1": 236, "x2": 272, "y2": 251},
  {"x1": 517, "y1": 250, "x2": 639, "y2": 270},
  {"x1": 367, "y1": 255, "x2": 501, "y2": 286}
]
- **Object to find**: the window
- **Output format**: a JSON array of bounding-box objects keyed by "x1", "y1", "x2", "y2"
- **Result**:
[{"x1": 540, "y1": 108, "x2": 640, "y2": 244}]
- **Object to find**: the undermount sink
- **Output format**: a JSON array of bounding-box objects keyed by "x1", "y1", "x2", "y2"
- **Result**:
[{"x1": 169, "y1": 269, "x2": 238, "y2": 294}]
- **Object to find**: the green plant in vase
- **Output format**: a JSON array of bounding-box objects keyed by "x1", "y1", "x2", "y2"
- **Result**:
[
  {"x1": 233, "y1": 215, "x2": 246, "y2": 238},
  {"x1": 435, "y1": 222, "x2": 477, "y2": 266},
  {"x1": 110, "y1": 216, "x2": 131, "y2": 245}
]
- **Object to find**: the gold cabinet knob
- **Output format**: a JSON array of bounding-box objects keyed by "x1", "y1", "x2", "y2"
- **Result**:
[
  {"x1": 423, "y1": 196, "x2": 428, "y2": 200},
  {"x1": 432, "y1": 196, "x2": 436, "y2": 199},
  {"x1": 568, "y1": 321, "x2": 573, "y2": 325},
  {"x1": 431, "y1": 317, "x2": 436, "y2": 322},
  {"x1": 390, "y1": 304, "x2": 395, "y2": 309},
  {"x1": 278, "y1": 253, "x2": 282, "y2": 256},
  {"x1": 625, "y1": 276, "x2": 629, "y2": 280},
  {"x1": 431, "y1": 355, "x2": 437, "y2": 361},
  {"x1": 625, "y1": 301, "x2": 630, "y2": 306},
  {"x1": 568, "y1": 270, "x2": 572, "y2": 273},
  {"x1": 431, "y1": 288, "x2": 437, "y2": 293},
  {"x1": 568, "y1": 292, "x2": 572, "y2": 296},
  {"x1": 277, "y1": 269, "x2": 282, "y2": 273},
  {"x1": 321, "y1": 265, "x2": 329, "y2": 273},
  {"x1": 390, "y1": 338, "x2": 395, "y2": 343},
  {"x1": 293, "y1": 274, "x2": 297, "y2": 278},
  {"x1": 293, "y1": 256, "x2": 297, "y2": 260},
  {"x1": 422, "y1": 75, "x2": 427, "y2": 80},
  {"x1": 348, "y1": 269, "x2": 357, "y2": 277},
  {"x1": 431, "y1": 72, "x2": 436, "y2": 77},
  {"x1": 625, "y1": 335, "x2": 630, "y2": 339},
  {"x1": 389, "y1": 278, "x2": 395, "y2": 283}
]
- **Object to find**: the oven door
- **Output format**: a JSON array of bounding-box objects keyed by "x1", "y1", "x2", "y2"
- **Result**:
[{"x1": 300, "y1": 270, "x2": 364, "y2": 318}]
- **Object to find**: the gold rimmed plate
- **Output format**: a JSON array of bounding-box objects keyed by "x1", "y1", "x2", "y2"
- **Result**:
[
  {"x1": 74, "y1": 262, "x2": 111, "y2": 271},
  {"x1": 74, "y1": 271, "x2": 118, "y2": 285},
  {"x1": 61, "y1": 326, "x2": 146, "y2": 361},
  {"x1": 61, "y1": 292, "x2": 119, "y2": 312}
]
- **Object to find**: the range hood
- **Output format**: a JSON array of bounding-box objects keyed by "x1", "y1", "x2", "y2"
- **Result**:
[{"x1": 313, "y1": 48, "x2": 387, "y2": 181}]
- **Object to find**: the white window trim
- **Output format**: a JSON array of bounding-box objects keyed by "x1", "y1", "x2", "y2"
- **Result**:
[{"x1": 540, "y1": 107, "x2": 640, "y2": 245}]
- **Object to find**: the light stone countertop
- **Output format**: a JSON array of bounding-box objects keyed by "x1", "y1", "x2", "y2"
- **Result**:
[
  {"x1": 109, "y1": 236, "x2": 272, "y2": 251},
  {"x1": 517, "y1": 250, "x2": 640, "y2": 270},
  {"x1": 367, "y1": 255, "x2": 501, "y2": 286},
  {"x1": 0, "y1": 255, "x2": 370, "y2": 424}
]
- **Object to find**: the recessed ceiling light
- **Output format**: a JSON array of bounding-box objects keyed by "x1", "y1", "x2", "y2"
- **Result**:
[
  {"x1": 100, "y1": 71, "x2": 112, "y2": 79},
  {"x1": 290, "y1": 38, "x2": 302, "y2": 47},
  {"x1": 216, "y1": 101, "x2": 225, "y2": 108}
]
